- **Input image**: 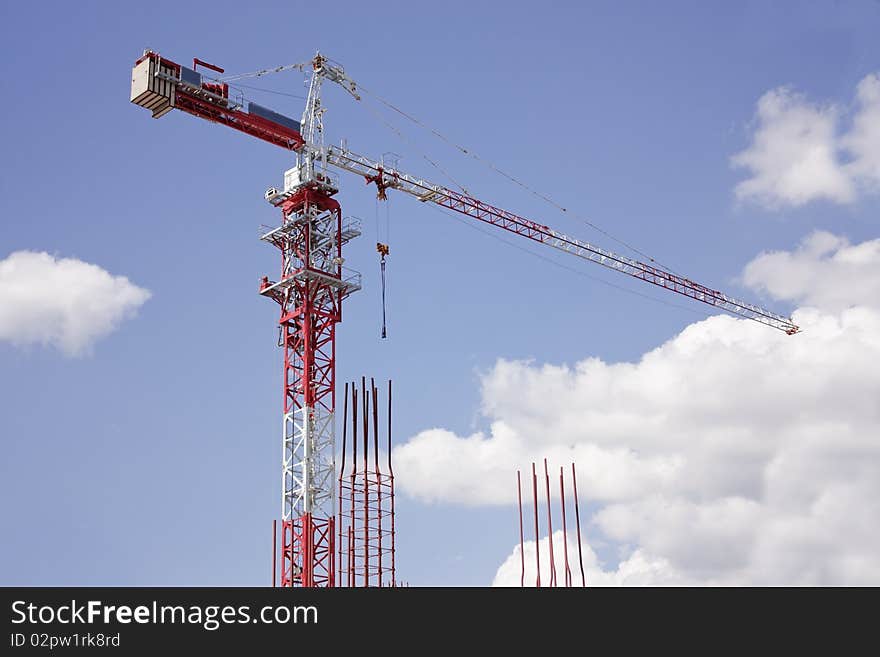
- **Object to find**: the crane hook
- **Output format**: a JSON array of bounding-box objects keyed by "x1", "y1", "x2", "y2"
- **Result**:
[{"x1": 377, "y1": 242, "x2": 390, "y2": 339}]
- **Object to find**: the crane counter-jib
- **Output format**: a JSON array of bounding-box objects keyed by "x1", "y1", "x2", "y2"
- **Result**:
[
  {"x1": 130, "y1": 51, "x2": 306, "y2": 150},
  {"x1": 129, "y1": 49, "x2": 800, "y2": 336}
]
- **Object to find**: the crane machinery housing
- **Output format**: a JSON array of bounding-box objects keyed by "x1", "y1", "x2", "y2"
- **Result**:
[{"x1": 130, "y1": 49, "x2": 799, "y2": 588}]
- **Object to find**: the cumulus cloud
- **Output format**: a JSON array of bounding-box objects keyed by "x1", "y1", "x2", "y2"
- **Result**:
[
  {"x1": 492, "y1": 531, "x2": 687, "y2": 587},
  {"x1": 842, "y1": 74, "x2": 880, "y2": 191},
  {"x1": 731, "y1": 73, "x2": 880, "y2": 208},
  {"x1": 395, "y1": 233, "x2": 880, "y2": 584},
  {"x1": 742, "y1": 231, "x2": 880, "y2": 311},
  {"x1": 0, "y1": 251, "x2": 151, "y2": 356},
  {"x1": 395, "y1": 424, "x2": 683, "y2": 507},
  {"x1": 731, "y1": 87, "x2": 853, "y2": 206}
]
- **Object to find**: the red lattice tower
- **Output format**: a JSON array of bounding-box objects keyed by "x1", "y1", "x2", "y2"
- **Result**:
[{"x1": 262, "y1": 183, "x2": 361, "y2": 587}]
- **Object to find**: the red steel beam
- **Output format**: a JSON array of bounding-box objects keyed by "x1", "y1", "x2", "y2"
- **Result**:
[
  {"x1": 560, "y1": 467, "x2": 572, "y2": 588},
  {"x1": 338, "y1": 382, "x2": 349, "y2": 583},
  {"x1": 350, "y1": 386, "x2": 358, "y2": 586},
  {"x1": 388, "y1": 380, "x2": 396, "y2": 587},
  {"x1": 362, "y1": 377, "x2": 369, "y2": 587},
  {"x1": 532, "y1": 462, "x2": 540, "y2": 587},
  {"x1": 571, "y1": 464, "x2": 586, "y2": 587},
  {"x1": 372, "y1": 379, "x2": 383, "y2": 587},
  {"x1": 544, "y1": 459, "x2": 557, "y2": 587}
]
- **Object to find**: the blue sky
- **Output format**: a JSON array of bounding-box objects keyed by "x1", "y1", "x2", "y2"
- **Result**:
[{"x1": 1, "y1": 1, "x2": 879, "y2": 585}]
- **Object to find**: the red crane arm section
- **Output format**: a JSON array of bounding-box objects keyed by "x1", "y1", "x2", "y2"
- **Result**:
[{"x1": 173, "y1": 91, "x2": 305, "y2": 151}]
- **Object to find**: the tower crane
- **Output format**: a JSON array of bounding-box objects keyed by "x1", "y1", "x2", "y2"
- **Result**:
[{"x1": 130, "y1": 50, "x2": 799, "y2": 589}]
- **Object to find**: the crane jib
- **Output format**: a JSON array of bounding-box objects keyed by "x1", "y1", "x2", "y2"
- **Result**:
[
  {"x1": 322, "y1": 146, "x2": 798, "y2": 334},
  {"x1": 427, "y1": 184, "x2": 797, "y2": 333}
]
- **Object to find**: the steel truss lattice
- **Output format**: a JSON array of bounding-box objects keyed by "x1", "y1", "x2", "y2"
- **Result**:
[
  {"x1": 338, "y1": 379, "x2": 397, "y2": 587},
  {"x1": 262, "y1": 186, "x2": 359, "y2": 587}
]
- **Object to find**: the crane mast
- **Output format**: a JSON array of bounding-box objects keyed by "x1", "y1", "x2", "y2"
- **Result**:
[
  {"x1": 129, "y1": 49, "x2": 799, "y2": 588},
  {"x1": 261, "y1": 55, "x2": 362, "y2": 588},
  {"x1": 297, "y1": 54, "x2": 359, "y2": 187}
]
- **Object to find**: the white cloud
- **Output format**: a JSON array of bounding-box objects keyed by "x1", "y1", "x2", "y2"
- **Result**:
[
  {"x1": 731, "y1": 87, "x2": 853, "y2": 207},
  {"x1": 394, "y1": 422, "x2": 684, "y2": 507},
  {"x1": 395, "y1": 234, "x2": 880, "y2": 584},
  {"x1": 842, "y1": 73, "x2": 880, "y2": 191},
  {"x1": 0, "y1": 251, "x2": 151, "y2": 356},
  {"x1": 731, "y1": 73, "x2": 880, "y2": 208},
  {"x1": 492, "y1": 530, "x2": 688, "y2": 587},
  {"x1": 742, "y1": 231, "x2": 880, "y2": 311}
]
